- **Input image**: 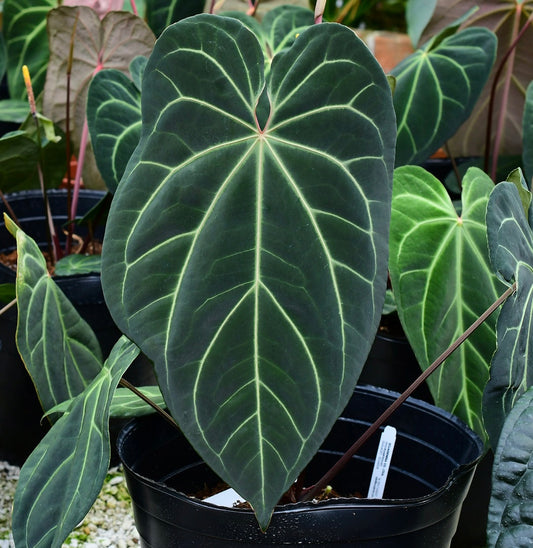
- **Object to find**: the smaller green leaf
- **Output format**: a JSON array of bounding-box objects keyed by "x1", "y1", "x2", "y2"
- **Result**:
[
  {"x1": 506, "y1": 167, "x2": 531, "y2": 218},
  {"x1": 46, "y1": 384, "x2": 165, "y2": 419},
  {"x1": 145, "y1": 0, "x2": 205, "y2": 36},
  {"x1": 12, "y1": 336, "x2": 140, "y2": 548},
  {"x1": 406, "y1": 0, "x2": 437, "y2": 47},
  {"x1": 488, "y1": 387, "x2": 533, "y2": 547},
  {"x1": 0, "y1": 283, "x2": 16, "y2": 304},
  {"x1": 0, "y1": 99, "x2": 29, "y2": 123},
  {"x1": 129, "y1": 55, "x2": 148, "y2": 90},
  {"x1": 6, "y1": 215, "x2": 103, "y2": 413},
  {"x1": 54, "y1": 254, "x2": 102, "y2": 276},
  {"x1": 382, "y1": 288, "x2": 396, "y2": 315}
]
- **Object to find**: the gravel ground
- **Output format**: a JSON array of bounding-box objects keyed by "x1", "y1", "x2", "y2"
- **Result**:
[{"x1": 0, "y1": 461, "x2": 139, "y2": 547}]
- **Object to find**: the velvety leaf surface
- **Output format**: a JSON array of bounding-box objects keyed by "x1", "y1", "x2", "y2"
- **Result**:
[
  {"x1": 406, "y1": 0, "x2": 437, "y2": 47},
  {"x1": 12, "y1": 336, "x2": 139, "y2": 548},
  {"x1": 389, "y1": 166, "x2": 504, "y2": 438},
  {"x1": 43, "y1": 6, "x2": 155, "y2": 188},
  {"x1": 86, "y1": 69, "x2": 142, "y2": 192},
  {"x1": 3, "y1": 0, "x2": 55, "y2": 100},
  {"x1": 391, "y1": 27, "x2": 496, "y2": 166},
  {"x1": 488, "y1": 387, "x2": 533, "y2": 547},
  {"x1": 102, "y1": 15, "x2": 395, "y2": 528},
  {"x1": 6, "y1": 216, "x2": 103, "y2": 413},
  {"x1": 484, "y1": 177, "x2": 533, "y2": 447},
  {"x1": 54, "y1": 254, "x2": 102, "y2": 276},
  {"x1": 422, "y1": 0, "x2": 533, "y2": 159}
]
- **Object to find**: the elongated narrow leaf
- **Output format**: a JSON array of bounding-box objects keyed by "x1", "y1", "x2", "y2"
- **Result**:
[
  {"x1": 406, "y1": 0, "x2": 437, "y2": 47},
  {"x1": 3, "y1": 0, "x2": 55, "y2": 100},
  {"x1": 488, "y1": 387, "x2": 533, "y2": 547},
  {"x1": 5, "y1": 215, "x2": 103, "y2": 413},
  {"x1": 47, "y1": 385, "x2": 166, "y2": 418},
  {"x1": 389, "y1": 166, "x2": 504, "y2": 438},
  {"x1": 391, "y1": 26, "x2": 496, "y2": 166},
  {"x1": 484, "y1": 176, "x2": 533, "y2": 448},
  {"x1": 102, "y1": 15, "x2": 395, "y2": 528},
  {"x1": 12, "y1": 336, "x2": 140, "y2": 548},
  {"x1": 86, "y1": 69, "x2": 142, "y2": 192}
]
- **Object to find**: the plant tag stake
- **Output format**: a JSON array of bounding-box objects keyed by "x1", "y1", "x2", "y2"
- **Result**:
[{"x1": 367, "y1": 425, "x2": 396, "y2": 499}]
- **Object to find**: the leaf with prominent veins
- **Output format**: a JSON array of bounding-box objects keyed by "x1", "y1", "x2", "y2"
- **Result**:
[{"x1": 102, "y1": 15, "x2": 395, "y2": 528}]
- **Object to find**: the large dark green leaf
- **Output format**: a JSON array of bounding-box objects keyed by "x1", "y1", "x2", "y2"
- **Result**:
[
  {"x1": 12, "y1": 336, "x2": 140, "y2": 548},
  {"x1": 86, "y1": 69, "x2": 142, "y2": 193},
  {"x1": 3, "y1": 0, "x2": 55, "y2": 100},
  {"x1": 488, "y1": 387, "x2": 533, "y2": 547},
  {"x1": 102, "y1": 15, "x2": 395, "y2": 528},
  {"x1": 389, "y1": 166, "x2": 504, "y2": 438},
  {"x1": 5, "y1": 215, "x2": 103, "y2": 413},
  {"x1": 484, "y1": 174, "x2": 533, "y2": 448},
  {"x1": 391, "y1": 26, "x2": 496, "y2": 166},
  {"x1": 145, "y1": 0, "x2": 205, "y2": 36}
]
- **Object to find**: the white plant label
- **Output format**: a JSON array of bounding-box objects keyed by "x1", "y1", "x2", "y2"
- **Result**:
[
  {"x1": 204, "y1": 488, "x2": 244, "y2": 508},
  {"x1": 367, "y1": 425, "x2": 397, "y2": 499}
]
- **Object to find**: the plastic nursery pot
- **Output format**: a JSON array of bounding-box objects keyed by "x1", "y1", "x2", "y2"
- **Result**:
[
  {"x1": 0, "y1": 190, "x2": 153, "y2": 465},
  {"x1": 118, "y1": 385, "x2": 483, "y2": 547}
]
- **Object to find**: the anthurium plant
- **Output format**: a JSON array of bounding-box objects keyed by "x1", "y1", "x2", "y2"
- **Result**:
[{"x1": 9, "y1": 9, "x2": 396, "y2": 545}]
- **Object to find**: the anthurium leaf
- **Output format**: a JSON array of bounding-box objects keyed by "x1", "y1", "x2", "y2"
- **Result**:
[
  {"x1": 129, "y1": 55, "x2": 148, "y2": 90},
  {"x1": 102, "y1": 15, "x2": 395, "y2": 529},
  {"x1": 3, "y1": 0, "x2": 55, "y2": 100},
  {"x1": 523, "y1": 82, "x2": 533, "y2": 185},
  {"x1": 54, "y1": 254, "x2": 102, "y2": 276},
  {"x1": 389, "y1": 166, "x2": 505, "y2": 438},
  {"x1": 46, "y1": 384, "x2": 164, "y2": 418},
  {"x1": 145, "y1": 0, "x2": 205, "y2": 36},
  {"x1": 86, "y1": 69, "x2": 142, "y2": 193},
  {"x1": 406, "y1": 0, "x2": 437, "y2": 47},
  {"x1": 487, "y1": 387, "x2": 533, "y2": 547},
  {"x1": 12, "y1": 336, "x2": 140, "y2": 548},
  {"x1": 43, "y1": 6, "x2": 155, "y2": 189},
  {"x1": 391, "y1": 26, "x2": 496, "y2": 166},
  {"x1": 0, "y1": 99, "x2": 29, "y2": 123},
  {"x1": 422, "y1": 0, "x2": 533, "y2": 160},
  {"x1": 484, "y1": 177, "x2": 533, "y2": 448},
  {"x1": 5, "y1": 215, "x2": 103, "y2": 414},
  {"x1": 0, "y1": 283, "x2": 16, "y2": 304},
  {"x1": 0, "y1": 33, "x2": 6, "y2": 82}
]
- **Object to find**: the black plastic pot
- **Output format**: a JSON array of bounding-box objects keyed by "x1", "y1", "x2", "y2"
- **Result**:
[
  {"x1": 0, "y1": 190, "x2": 153, "y2": 465},
  {"x1": 118, "y1": 385, "x2": 483, "y2": 547}
]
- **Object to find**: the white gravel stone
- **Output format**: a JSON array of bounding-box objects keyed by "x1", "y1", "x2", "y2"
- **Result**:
[{"x1": 0, "y1": 462, "x2": 140, "y2": 547}]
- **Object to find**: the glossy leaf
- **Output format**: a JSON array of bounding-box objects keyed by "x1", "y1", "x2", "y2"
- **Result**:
[
  {"x1": 488, "y1": 387, "x2": 533, "y2": 547},
  {"x1": 3, "y1": 0, "x2": 55, "y2": 100},
  {"x1": 389, "y1": 166, "x2": 504, "y2": 438},
  {"x1": 484, "y1": 175, "x2": 533, "y2": 447},
  {"x1": 43, "y1": 6, "x2": 155, "y2": 188},
  {"x1": 5, "y1": 215, "x2": 103, "y2": 413},
  {"x1": 391, "y1": 26, "x2": 496, "y2": 166},
  {"x1": 12, "y1": 336, "x2": 139, "y2": 548},
  {"x1": 145, "y1": 0, "x2": 205, "y2": 36},
  {"x1": 87, "y1": 69, "x2": 142, "y2": 192},
  {"x1": 422, "y1": 0, "x2": 533, "y2": 160},
  {"x1": 102, "y1": 15, "x2": 395, "y2": 528},
  {"x1": 523, "y1": 82, "x2": 533, "y2": 185}
]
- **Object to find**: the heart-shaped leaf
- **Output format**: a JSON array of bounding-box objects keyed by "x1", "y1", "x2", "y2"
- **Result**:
[
  {"x1": 422, "y1": 0, "x2": 533, "y2": 162},
  {"x1": 86, "y1": 69, "x2": 142, "y2": 192},
  {"x1": 3, "y1": 0, "x2": 55, "y2": 100},
  {"x1": 5, "y1": 215, "x2": 103, "y2": 413},
  {"x1": 523, "y1": 82, "x2": 533, "y2": 185},
  {"x1": 389, "y1": 166, "x2": 505, "y2": 438},
  {"x1": 43, "y1": 6, "x2": 155, "y2": 188},
  {"x1": 102, "y1": 15, "x2": 395, "y2": 528},
  {"x1": 488, "y1": 387, "x2": 533, "y2": 547},
  {"x1": 484, "y1": 175, "x2": 533, "y2": 447},
  {"x1": 12, "y1": 336, "x2": 139, "y2": 548},
  {"x1": 391, "y1": 26, "x2": 496, "y2": 166}
]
